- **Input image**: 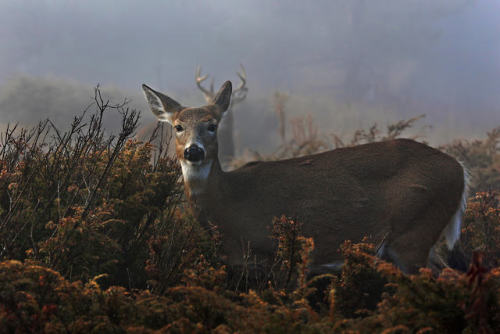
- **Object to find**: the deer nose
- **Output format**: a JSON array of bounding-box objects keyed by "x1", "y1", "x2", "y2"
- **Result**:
[{"x1": 184, "y1": 145, "x2": 205, "y2": 162}]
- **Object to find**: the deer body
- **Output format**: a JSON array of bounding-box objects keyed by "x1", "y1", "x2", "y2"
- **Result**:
[{"x1": 143, "y1": 81, "x2": 468, "y2": 274}]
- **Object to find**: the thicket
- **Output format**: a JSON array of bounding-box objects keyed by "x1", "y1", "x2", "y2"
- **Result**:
[{"x1": 0, "y1": 90, "x2": 499, "y2": 333}]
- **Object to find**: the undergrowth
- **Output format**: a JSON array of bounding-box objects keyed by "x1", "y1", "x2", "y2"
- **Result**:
[{"x1": 0, "y1": 89, "x2": 499, "y2": 333}]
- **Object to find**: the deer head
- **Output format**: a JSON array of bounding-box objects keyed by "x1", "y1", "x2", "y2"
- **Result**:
[{"x1": 142, "y1": 81, "x2": 232, "y2": 196}]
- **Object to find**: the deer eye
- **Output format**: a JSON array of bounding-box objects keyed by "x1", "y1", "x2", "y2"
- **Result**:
[
  {"x1": 174, "y1": 125, "x2": 184, "y2": 132},
  {"x1": 207, "y1": 124, "x2": 217, "y2": 132}
]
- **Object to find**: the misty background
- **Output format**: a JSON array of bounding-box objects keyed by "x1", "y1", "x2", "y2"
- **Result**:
[{"x1": 0, "y1": 0, "x2": 499, "y2": 153}]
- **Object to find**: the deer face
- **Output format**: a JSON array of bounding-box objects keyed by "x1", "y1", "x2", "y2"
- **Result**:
[
  {"x1": 142, "y1": 81, "x2": 232, "y2": 188},
  {"x1": 172, "y1": 106, "x2": 220, "y2": 166}
]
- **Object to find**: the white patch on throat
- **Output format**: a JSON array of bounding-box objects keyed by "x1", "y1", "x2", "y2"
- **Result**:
[{"x1": 180, "y1": 160, "x2": 213, "y2": 195}]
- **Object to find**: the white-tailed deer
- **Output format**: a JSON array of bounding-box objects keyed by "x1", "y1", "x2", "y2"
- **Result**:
[{"x1": 142, "y1": 81, "x2": 468, "y2": 274}]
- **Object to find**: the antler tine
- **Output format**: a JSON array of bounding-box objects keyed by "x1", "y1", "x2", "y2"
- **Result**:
[
  {"x1": 235, "y1": 64, "x2": 247, "y2": 92},
  {"x1": 239, "y1": 63, "x2": 247, "y2": 80},
  {"x1": 231, "y1": 64, "x2": 248, "y2": 105},
  {"x1": 195, "y1": 65, "x2": 208, "y2": 83},
  {"x1": 195, "y1": 65, "x2": 215, "y2": 102}
]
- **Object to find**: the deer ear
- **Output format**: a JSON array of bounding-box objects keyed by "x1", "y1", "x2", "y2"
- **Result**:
[
  {"x1": 213, "y1": 81, "x2": 232, "y2": 112},
  {"x1": 142, "y1": 84, "x2": 182, "y2": 124}
]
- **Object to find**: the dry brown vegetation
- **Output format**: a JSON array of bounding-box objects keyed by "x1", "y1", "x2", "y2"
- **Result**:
[{"x1": 0, "y1": 89, "x2": 499, "y2": 333}]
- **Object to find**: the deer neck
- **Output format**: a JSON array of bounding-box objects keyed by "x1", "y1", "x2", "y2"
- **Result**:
[{"x1": 181, "y1": 158, "x2": 224, "y2": 206}]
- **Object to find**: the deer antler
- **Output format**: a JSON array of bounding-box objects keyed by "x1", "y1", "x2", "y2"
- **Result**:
[
  {"x1": 195, "y1": 65, "x2": 215, "y2": 103},
  {"x1": 231, "y1": 64, "x2": 248, "y2": 106},
  {"x1": 195, "y1": 64, "x2": 248, "y2": 107}
]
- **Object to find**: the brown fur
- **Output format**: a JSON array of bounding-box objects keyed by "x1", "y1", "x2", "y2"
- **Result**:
[{"x1": 143, "y1": 82, "x2": 466, "y2": 274}]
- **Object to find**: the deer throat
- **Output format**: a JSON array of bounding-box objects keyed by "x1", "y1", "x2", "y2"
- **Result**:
[{"x1": 180, "y1": 160, "x2": 213, "y2": 199}]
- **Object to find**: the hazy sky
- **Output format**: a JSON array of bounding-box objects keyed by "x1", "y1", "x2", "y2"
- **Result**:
[{"x1": 0, "y1": 0, "x2": 499, "y2": 143}]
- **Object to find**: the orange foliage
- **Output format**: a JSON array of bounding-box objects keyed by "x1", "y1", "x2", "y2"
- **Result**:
[{"x1": 0, "y1": 100, "x2": 499, "y2": 332}]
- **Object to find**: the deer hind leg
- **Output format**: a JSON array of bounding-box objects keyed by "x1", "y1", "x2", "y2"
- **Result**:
[
  {"x1": 382, "y1": 200, "x2": 455, "y2": 274},
  {"x1": 382, "y1": 233, "x2": 436, "y2": 274}
]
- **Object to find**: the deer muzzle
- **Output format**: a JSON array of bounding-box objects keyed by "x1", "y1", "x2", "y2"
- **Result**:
[{"x1": 184, "y1": 144, "x2": 205, "y2": 163}]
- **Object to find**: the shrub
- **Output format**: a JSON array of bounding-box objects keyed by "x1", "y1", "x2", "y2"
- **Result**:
[
  {"x1": 0, "y1": 93, "x2": 499, "y2": 333},
  {"x1": 457, "y1": 191, "x2": 500, "y2": 269},
  {"x1": 0, "y1": 88, "x2": 188, "y2": 289},
  {"x1": 442, "y1": 127, "x2": 500, "y2": 194}
]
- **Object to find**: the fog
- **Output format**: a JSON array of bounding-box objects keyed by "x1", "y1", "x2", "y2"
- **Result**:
[{"x1": 0, "y1": 0, "x2": 499, "y2": 149}]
